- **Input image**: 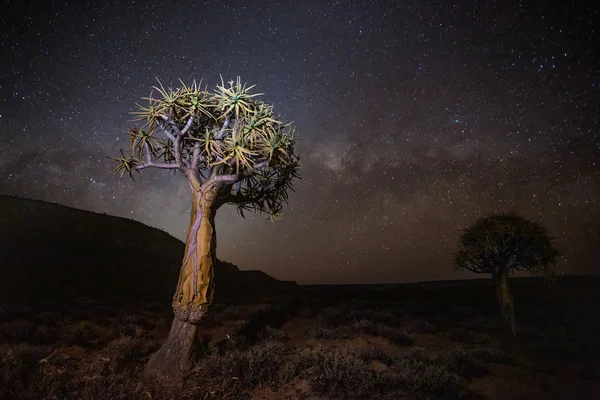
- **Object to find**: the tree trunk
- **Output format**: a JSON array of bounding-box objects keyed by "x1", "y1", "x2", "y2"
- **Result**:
[
  {"x1": 493, "y1": 269, "x2": 517, "y2": 335},
  {"x1": 145, "y1": 189, "x2": 218, "y2": 376}
]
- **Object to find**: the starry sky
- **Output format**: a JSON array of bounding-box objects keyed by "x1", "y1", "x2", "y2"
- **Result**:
[{"x1": 1, "y1": 0, "x2": 598, "y2": 284}]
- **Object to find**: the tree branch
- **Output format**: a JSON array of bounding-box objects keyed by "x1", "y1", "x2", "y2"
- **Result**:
[
  {"x1": 181, "y1": 116, "x2": 194, "y2": 136},
  {"x1": 209, "y1": 160, "x2": 270, "y2": 186},
  {"x1": 252, "y1": 160, "x2": 270, "y2": 173},
  {"x1": 134, "y1": 141, "x2": 181, "y2": 170},
  {"x1": 158, "y1": 116, "x2": 178, "y2": 142},
  {"x1": 505, "y1": 254, "x2": 521, "y2": 269},
  {"x1": 134, "y1": 161, "x2": 180, "y2": 170},
  {"x1": 225, "y1": 191, "x2": 258, "y2": 205},
  {"x1": 191, "y1": 141, "x2": 202, "y2": 171},
  {"x1": 212, "y1": 174, "x2": 239, "y2": 183},
  {"x1": 215, "y1": 114, "x2": 231, "y2": 140},
  {"x1": 158, "y1": 116, "x2": 185, "y2": 169}
]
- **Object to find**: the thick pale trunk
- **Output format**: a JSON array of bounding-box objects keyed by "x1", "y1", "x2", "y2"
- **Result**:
[
  {"x1": 145, "y1": 189, "x2": 217, "y2": 376},
  {"x1": 494, "y1": 269, "x2": 517, "y2": 335},
  {"x1": 172, "y1": 190, "x2": 217, "y2": 323}
]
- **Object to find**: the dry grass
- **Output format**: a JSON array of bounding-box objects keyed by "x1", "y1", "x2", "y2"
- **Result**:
[{"x1": 0, "y1": 285, "x2": 599, "y2": 400}]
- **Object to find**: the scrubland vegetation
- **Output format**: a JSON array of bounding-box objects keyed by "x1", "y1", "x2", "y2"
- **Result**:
[{"x1": 1, "y1": 280, "x2": 599, "y2": 400}]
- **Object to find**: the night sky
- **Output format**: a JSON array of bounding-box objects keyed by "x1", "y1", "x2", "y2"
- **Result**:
[{"x1": 1, "y1": 0, "x2": 598, "y2": 284}]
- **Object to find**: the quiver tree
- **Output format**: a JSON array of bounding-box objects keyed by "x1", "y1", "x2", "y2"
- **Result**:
[
  {"x1": 454, "y1": 212, "x2": 560, "y2": 335},
  {"x1": 109, "y1": 77, "x2": 300, "y2": 375}
]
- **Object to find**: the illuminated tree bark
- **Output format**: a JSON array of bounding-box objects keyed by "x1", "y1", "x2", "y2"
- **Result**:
[
  {"x1": 145, "y1": 188, "x2": 218, "y2": 375},
  {"x1": 172, "y1": 190, "x2": 218, "y2": 323}
]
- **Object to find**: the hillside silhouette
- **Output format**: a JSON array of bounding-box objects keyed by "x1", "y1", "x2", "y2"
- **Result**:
[{"x1": 0, "y1": 194, "x2": 297, "y2": 303}]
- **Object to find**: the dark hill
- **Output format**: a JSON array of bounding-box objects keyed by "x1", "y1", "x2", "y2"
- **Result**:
[{"x1": 0, "y1": 195, "x2": 297, "y2": 303}]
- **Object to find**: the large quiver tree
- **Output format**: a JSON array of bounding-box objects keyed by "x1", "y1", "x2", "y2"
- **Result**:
[
  {"x1": 454, "y1": 212, "x2": 560, "y2": 335},
  {"x1": 110, "y1": 77, "x2": 300, "y2": 375}
]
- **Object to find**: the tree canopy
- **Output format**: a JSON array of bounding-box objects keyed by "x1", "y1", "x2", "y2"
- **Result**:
[
  {"x1": 110, "y1": 77, "x2": 300, "y2": 220},
  {"x1": 454, "y1": 212, "x2": 560, "y2": 278}
]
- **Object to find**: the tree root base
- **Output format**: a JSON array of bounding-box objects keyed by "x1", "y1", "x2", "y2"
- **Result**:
[{"x1": 144, "y1": 317, "x2": 199, "y2": 377}]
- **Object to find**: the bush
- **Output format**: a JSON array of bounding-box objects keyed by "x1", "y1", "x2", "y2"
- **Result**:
[
  {"x1": 0, "y1": 344, "x2": 53, "y2": 396},
  {"x1": 289, "y1": 345, "x2": 401, "y2": 400},
  {"x1": 308, "y1": 324, "x2": 353, "y2": 340},
  {"x1": 356, "y1": 346, "x2": 394, "y2": 365},
  {"x1": 394, "y1": 348, "x2": 476, "y2": 398},
  {"x1": 258, "y1": 326, "x2": 288, "y2": 342},
  {"x1": 448, "y1": 327, "x2": 475, "y2": 344},
  {"x1": 352, "y1": 320, "x2": 413, "y2": 346},
  {"x1": 348, "y1": 309, "x2": 403, "y2": 327},
  {"x1": 190, "y1": 339, "x2": 289, "y2": 396},
  {"x1": 0, "y1": 320, "x2": 37, "y2": 343},
  {"x1": 470, "y1": 348, "x2": 514, "y2": 365},
  {"x1": 61, "y1": 320, "x2": 97, "y2": 346}
]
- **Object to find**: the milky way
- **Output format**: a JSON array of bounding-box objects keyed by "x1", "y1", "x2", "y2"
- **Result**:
[{"x1": 1, "y1": 0, "x2": 598, "y2": 283}]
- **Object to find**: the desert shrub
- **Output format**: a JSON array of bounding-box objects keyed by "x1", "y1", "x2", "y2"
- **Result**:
[
  {"x1": 210, "y1": 304, "x2": 271, "y2": 324},
  {"x1": 529, "y1": 336, "x2": 584, "y2": 361},
  {"x1": 190, "y1": 339, "x2": 289, "y2": 397},
  {"x1": 399, "y1": 347, "x2": 489, "y2": 381},
  {"x1": 34, "y1": 324, "x2": 61, "y2": 345},
  {"x1": 392, "y1": 348, "x2": 480, "y2": 399},
  {"x1": 448, "y1": 327, "x2": 475, "y2": 344},
  {"x1": 308, "y1": 320, "x2": 413, "y2": 346},
  {"x1": 118, "y1": 313, "x2": 155, "y2": 331},
  {"x1": 35, "y1": 311, "x2": 63, "y2": 325},
  {"x1": 469, "y1": 348, "x2": 514, "y2": 365},
  {"x1": 397, "y1": 363, "x2": 470, "y2": 400},
  {"x1": 295, "y1": 306, "x2": 313, "y2": 318},
  {"x1": 84, "y1": 336, "x2": 159, "y2": 377},
  {"x1": 348, "y1": 309, "x2": 403, "y2": 327},
  {"x1": 290, "y1": 344, "x2": 477, "y2": 399},
  {"x1": 350, "y1": 300, "x2": 387, "y2": 310},
  {"x1": 258, "y1": 326, "x2": 288, "y2": 342},
  {"x1": 117, "y1": 322, "x2": 144, "y2": 338},
  {"x1": 520, "y1": 302, "x2": 600, "y2": 360},
  {"x1": 308, "y1": 324, "x2": 353, "y2": 340},
  {"x1": 443, "y1": 348, "x2": 489, "y2": 379},
  {"x1": 427, "y1": 314, "x2": 453, "y2": 332},
  {"x1": 401, "y1": 319, "x2": 437, "y2": 334},
  {"x1": 0, "y1": 344, "x2": 53, "y2": 395},
  {"x1": 449, "y1": 306, "x2": 482, "y2": 320},
  {"x1": 193, "y1": 341, "x2": 418, "y2": 399},
  {"x1": 378, "y1": 389, "x2": 419, "y2": 400},
  {"x1": 459, "y1": 315, "x2": 494, "y2": 331},
  {"x1": 0, "y1": 304, "x2": 32, "y2": 321},
  {"x1": 289, "y1": 345, "x2": 402, "y2": 400},
  {"x1": 0, "y1": 319, "x2": 38, "y2": 343},
  {"x1": 397, "y1": 300, "x2": 440, "y2": 317},
  {"x1": 321, "y1": 306, "x2": 350, "y2": 327},
  {"x1": 94, "y1": 305, "x2": 121, "y2": 317},
  {"x1": 356, "y1": 346, "x2": 394, "y2": 365},
  {"x1": 143, "y1": 301, "x2": 166, "y2": 312},
  {"x1": 61, "y1": 320, "x2": 97, "y2": 346},
  {"x1": 352, "y1": 320, "x2": 413, "y2": 346}
]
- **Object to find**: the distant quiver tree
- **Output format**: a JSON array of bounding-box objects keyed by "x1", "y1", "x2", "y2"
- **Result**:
[
  {"x1": 109, "y1": 77, "x2": 300, "y2": 375},
  {"x1": 454, "y1": 212, "x2": 560, "y2": 335}
]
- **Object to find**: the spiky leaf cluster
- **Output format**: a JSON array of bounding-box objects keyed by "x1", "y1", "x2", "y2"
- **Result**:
[
  {"x1": 110, "y1": 77, "x2": 300, "y2": 219},
  {"x1": 454, "y1": 212, "x2": 560, "y2": 278}
]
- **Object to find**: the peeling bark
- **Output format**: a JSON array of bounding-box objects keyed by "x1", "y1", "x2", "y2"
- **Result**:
[
  {"x1": 145, "y1": 188, "x2": 218, "y2": 376},
  {"x1": 171, "y1": 189, "x2": 217, "y2": 323},
  {"x1": 494, "y1": 269, "x2": 517, "y2": 335}
]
